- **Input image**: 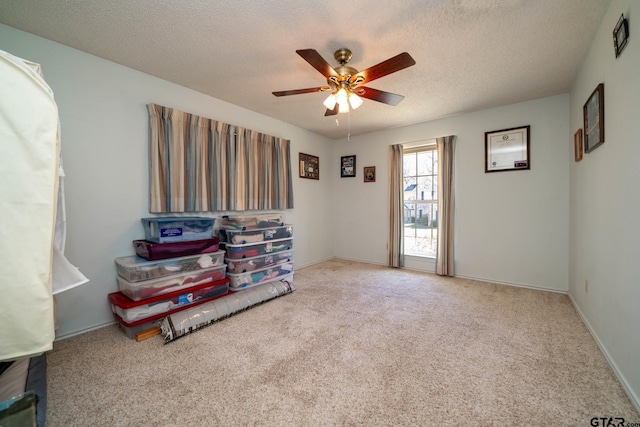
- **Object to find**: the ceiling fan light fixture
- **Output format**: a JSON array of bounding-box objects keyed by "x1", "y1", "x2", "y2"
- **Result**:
[
  {"x1": 348, "y1": 93, "x2": 363, "y2": 110},
  {"x1": 274, "y1": 48, "x2": 415, "y2": 119},
  {"x1": 338, "y1": 100, "x2": 350, "y2": 114},
  {"x1": 323, "y1": 94, "x2": 337, "y2": 110},
  {"x1": 336, "y1": 88, "x2": 348, "y2": 105}
]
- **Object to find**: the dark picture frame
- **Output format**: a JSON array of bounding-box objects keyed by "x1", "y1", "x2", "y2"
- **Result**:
[
  {"x1": 484, "y1": 125, "x2": 530, "y2": 173},
  {"x1": 583, "y1": 83, "x2": 605, "y2": 153},
  {"x1": 364, "y1": 166, "x2": 376, "y2": 183},
  {"x1": 341, "y1": 155, "x2": 356, "y2": 178},
  {"x1": 613, "y1": 14, "x2": 629, "y2": 58},
  {"x1": 299, "y1": 152, "x2": 319, "y2": 180},
  {"x1": 574, "y1": 129, "x2": 583, "y2": 162}
]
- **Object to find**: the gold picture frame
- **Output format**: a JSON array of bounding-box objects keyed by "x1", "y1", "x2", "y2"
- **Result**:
[
  {"x1": 364, "y1": 166, "x2": 376, "y2": 183},
  {"x1": 574, "y1": 129, "x2": 583, "y2": 162}
]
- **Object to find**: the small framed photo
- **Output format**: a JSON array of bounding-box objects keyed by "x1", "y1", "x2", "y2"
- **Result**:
[
  {"x1": 364, "y1": 166, "x2": 376, "y2": 183},
  {"x1": 583, "y1": 83, "x2": 604, "y2": 153},
  {"x1": 485, "y1": 125, "x2": 530, "y2": 173},
  {"x1": 613, "y1": 14, "x2": 629, "y2": 58},
  {"x1": 574, "y1": 129, "x2": 583, "y2": 162},
  {"x1": 341, "y1": 155, "x2": 356, "y2": 178},
  {"x1": 299, "y1": 152, "x2": 319, "y2": 180}
]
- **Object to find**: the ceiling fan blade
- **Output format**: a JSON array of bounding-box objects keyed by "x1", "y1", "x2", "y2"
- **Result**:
[
  {"x1": 324, "y1": 105, "x2": 339, "y2": 116},
  {"x1": 272, "y1": 87, "x2": 325, "y2": 96},
  {"x1": 353, "y1": 52, "x2": 415, "y2": 84},
  {"x1": 296, "y1": 49, "x2": 338, "y2": 78},
  {"x1": 358, "y1": 87, "x2": 405, "y2": 106}
]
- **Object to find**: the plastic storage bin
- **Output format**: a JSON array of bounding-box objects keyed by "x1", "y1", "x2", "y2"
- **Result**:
[
  {"x1": 117, "y1": 264, "x2": 227, "y2": 301},
  {"x1": 113, "y1": 313, "x2": 163, "y2": 340},
  {"x1": 141, "y1": 217, "x2": 215, "y2": 243},
  {"x1": 225, "y1": 250, "x2": 294, "y2": 274},
  {"x1": 112, "y1": 280, "x2": 227, "y2": 339},
  {"x1": 222, "y1": 237, "x2": 293, "y2": 259},
  {"x1": 133, "y1": 237, "x2": 220, "y2": 261},
  {"x1": 115, "y1": 250, "x2": 225, "y2": 282},
  {"x1": 226, "y1": 263, "x2": 294, "y2": 290},
  {"x1": 219, "y1": 214, "x2": 284, "y2": 230},
  {"x1": 228, "y1": 273, "x2": 294, "y2": 292},
  {"x1": 108, "y1": 278, "x2": 230, "y2": 323},
  {"x1": 219, "y1": 225, "x2": 293, "y2": 244}
]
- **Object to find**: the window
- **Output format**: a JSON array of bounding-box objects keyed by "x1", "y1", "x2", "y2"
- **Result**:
[{"x1": 403, "y1": 144, "x2": 438, "y2": 257}]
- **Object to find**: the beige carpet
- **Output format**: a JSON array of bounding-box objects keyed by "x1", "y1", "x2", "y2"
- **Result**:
[{"x1": 46, "y1": 259, "x2": 639, "y2": 426}]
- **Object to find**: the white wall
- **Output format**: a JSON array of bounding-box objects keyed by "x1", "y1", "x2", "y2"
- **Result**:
[
  {"x1": 0, "y1": 24, "x2": 335, "y2": 338},
  {"x1": 333, "y1": 95, "x2": 570, "y2": 292},
  {"x1": 569, "y1": 0, "x2": 640, "y2": 409}
]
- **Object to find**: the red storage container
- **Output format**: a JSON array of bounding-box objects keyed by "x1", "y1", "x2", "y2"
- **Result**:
[
  {"x1": 108, "y1": 278, "x2": 230, "y2": 323},
  {"x1": 109, "y1": 278, "x2": 230, "y2": 339},
  {"x1": 133, "y1": 237, "x2": 220, "y2": 261}
]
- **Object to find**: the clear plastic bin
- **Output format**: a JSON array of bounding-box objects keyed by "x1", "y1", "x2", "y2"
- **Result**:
[
  {"x1": 219, "y1": 225, "x2": 293, "y2": 244},
  {"x1": 219, "y1": 214, "x2": 284, "y2": 230},
  {"x1": 109, "y1": 278, "x2": 229, "y2": 323},
  {"x1": 115, "y1": 251, "x2": 225, "y2": 282},
  {"x1": 117, "y1": 264, "x2": 227, "y2": 301},
  {"x1": 225, "y1": 250, "x2": 294, "y2": 274},
  {"x1": 113, "y1": 313, "x2": 163, "y2": 340},
  {"x1": 133, "y1": 237, "x2": 220, "y2": 261},
  {"x1": 226, "y1": 263, "x2": 294, "y2": 290},
  {"x1": 222, "y1": 237, "x2": 293, "y2": 259},
  {"x1": 228, "y1": 273, "x2": 293, "y2": 292},
  {"x1": 141, "y1": 216, "x2": 215, "y2": 243}
]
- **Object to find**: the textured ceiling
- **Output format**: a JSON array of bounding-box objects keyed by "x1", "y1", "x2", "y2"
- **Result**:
[{"x1": 0, "y1": 0, "x2": 611, "y2": 139}]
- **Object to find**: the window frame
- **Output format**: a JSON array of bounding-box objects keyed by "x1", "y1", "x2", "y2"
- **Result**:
[{"x1": 402, "y1": 143, "x2": 438, "y2": 258}]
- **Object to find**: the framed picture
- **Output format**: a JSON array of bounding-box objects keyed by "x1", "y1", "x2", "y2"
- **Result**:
[
  {"x1": 583, "y1": 83, "x2": 604, "y2": 153},
  {"x1": 364, "y1": 166, "x2": 376, "y2": 183},
  {"x1": 574, "y1": 129, "x2": 583, "y2": 162},
  {"x1": 341, "y1": 155, "x2": 356, "y2": 178},
  {"x1": 299, "y1": 152, "x2": 319, "y2": 180},
  {"x1": 485, "y1": 125, "x2": 530, "y2": 173},
  {"x1": 613, "y1": 14, "x2": 629, "y2": 58}
]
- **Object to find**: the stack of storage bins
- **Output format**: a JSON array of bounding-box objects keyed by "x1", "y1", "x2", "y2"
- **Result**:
[
  {"x1": 110, "y1": 217, "x2": 230, "y2": 339},
  {"x1": 219, "y1": 214, "x2": 294, "y2": 291}
]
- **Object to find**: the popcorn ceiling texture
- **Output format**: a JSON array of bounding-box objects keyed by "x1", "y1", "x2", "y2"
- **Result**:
[
  {"x1": 0, "y1": 0, "x2": 611, "y2": 139},
  {"x1": 46, "y1": 259, "x2": 638, "y2": 426}
]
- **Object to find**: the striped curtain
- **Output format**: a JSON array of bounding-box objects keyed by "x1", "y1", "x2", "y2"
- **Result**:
[
  {"x1": 388, "y1": 144, "x2": 404, "y2": 268},
  {"x1": 436, "y1": 135, "x2": 456, "y2": 276},
  {"x1": 148, "y1": 104, "x2": 293, "y2": 212}
]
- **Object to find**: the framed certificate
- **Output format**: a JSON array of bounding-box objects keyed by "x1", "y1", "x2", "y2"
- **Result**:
[{"x1": 485, "y1": 125, "x2": 530, "y2": 173}]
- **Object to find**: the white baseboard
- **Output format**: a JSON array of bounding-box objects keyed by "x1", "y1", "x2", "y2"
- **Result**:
[
  {"x1": 295, "y1": 256, "x2": 338, "y2": 269},
  {"x1": 568, "y1": 294, "x2": 640, "y2": 413},
  {"x1": 54, "y1": 320, "x2": 114, "y2": 341},
  {"x1": 455, "y1": 273, "x2": 567, "y2": 294},
  {"x1": 332, "y1": 256, "x2": 387, "y2": 267}
]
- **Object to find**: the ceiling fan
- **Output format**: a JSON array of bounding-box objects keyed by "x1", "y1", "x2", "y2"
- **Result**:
[{"x1": 272, "y1": 48, "x2": 416, "y2": 116}]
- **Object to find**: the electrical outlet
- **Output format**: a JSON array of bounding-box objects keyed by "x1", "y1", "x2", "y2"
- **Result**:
[{"x1": 585, "y1": 279, "x2": 589, "y2": 293}]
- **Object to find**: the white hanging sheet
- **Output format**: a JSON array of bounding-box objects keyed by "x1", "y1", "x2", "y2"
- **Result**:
[{"x1": 0, "y1": 49, "x2": 86, "y2": 360}]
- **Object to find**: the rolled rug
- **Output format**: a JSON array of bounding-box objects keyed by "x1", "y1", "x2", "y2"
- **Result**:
[{"x1": 160, "y1": 279, "x2": 294, "y2": 343}]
